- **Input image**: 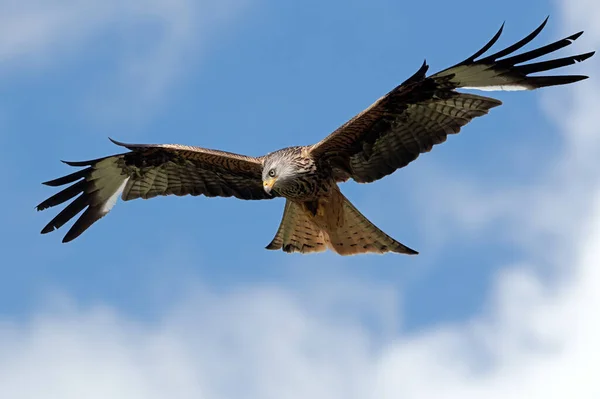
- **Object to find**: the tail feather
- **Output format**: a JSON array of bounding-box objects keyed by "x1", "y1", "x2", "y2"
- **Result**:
[
  {"x1": 266, "y1": 200, "x2": 329, "y2": 254},
  {"x1": 325, "y1": 191, "x2": 418, "y2": 255},
  {"x1": 266, "y1": 191, "x2": 417, "y2": 256}
]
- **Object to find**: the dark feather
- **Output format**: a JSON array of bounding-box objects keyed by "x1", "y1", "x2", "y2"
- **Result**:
[
  {"x1": 496, "y1": 31, "x2": 584, "y2": 66},
  {"x1": 40, "y1": 194, "x2": 88, "y2": 234},
  {"x1": 62, "y1": 205, "x2": 106, "y2": 243},
  {"x1": 475, "y1": 17, "x2": 548, "y2": 64},
  {"x1": 37, "y1": 180, "x2": 86, "y2": 210},
  {"x1": 513, "y1": 51, "x2": 595, "y2": 75},
  {"x1": 42, "y1": 167, "x2": 91, "y2": 187},
  {"x1": 457, "y1": 21, "x2": 506, "y2": 65}
]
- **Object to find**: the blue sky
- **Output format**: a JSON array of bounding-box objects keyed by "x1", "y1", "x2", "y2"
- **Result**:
[{"x1": 1, "y1": 0, "x2": 599, "y2": 397}]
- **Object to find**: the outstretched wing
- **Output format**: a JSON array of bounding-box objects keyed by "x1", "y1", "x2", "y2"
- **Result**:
[
  {"x1": 309, "y1": 17, "x2": 594, "y2": 183},
  {"x1": 37, "y1": 139, "x2": 273, "y2": 242}
]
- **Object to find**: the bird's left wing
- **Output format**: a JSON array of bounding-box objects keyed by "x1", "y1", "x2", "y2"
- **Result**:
[
  {"x1": 308, "y1": 18, "x2": 594, "y2": 183},
  {"x1": 37, "y1": 139, "x2": 273, "y2": 242}
]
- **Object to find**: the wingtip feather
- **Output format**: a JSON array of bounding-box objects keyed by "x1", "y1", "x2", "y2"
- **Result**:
[
  {"x1": 108, "y1": 137, "x2": 124, "y2": 146},
  {"x1": 41, "y1": 167, "x2": 91, "y2": 186},
  {"x1": 570, "y1": 30, "x2": 584, "y2": 41},
  {"x1": 108, "y1": 137, "x2": 137, "y2": 150},
  {"x1": 62, "y1": 160, "x2": 90, "y2": 167},
  {"x1": 402, "y1": 246, "x2": 419, "y2": 255},
  {"x1": 40, "y1": 224, "x2": 55, "y2": 235},
  {"x1": 461, "y1": 22, "x2": 505, "y2": 64}
]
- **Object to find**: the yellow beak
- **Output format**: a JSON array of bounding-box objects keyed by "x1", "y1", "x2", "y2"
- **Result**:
[{"x1": 263, "y1": 178, "x2": 276, "y2": 195}]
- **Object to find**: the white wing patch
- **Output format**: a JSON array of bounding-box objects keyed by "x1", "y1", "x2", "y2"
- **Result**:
[
  {"x1": 87, "y1": 157, "x2": 131, "y2": 215},
  {"x1": 437, "y1": 65, "x2": 534, "y2": 92},
  {"x1": 102, "y1": 177, "x2": 129, "y2": 214},
  {"x1": 461, "y1": 84, "x2": 531, "y2": 91}
]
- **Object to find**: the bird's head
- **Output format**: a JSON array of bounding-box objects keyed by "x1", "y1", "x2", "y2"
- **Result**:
[{"x1": 262, "y1": 150, "x2": 301, "y2": 195}]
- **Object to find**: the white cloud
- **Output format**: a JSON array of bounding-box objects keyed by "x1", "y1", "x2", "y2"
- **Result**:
[
  {"x1": 0, "y1": 287, "x2": 379, "y2": 399},
  {"x1": 2, "y1": 1, "x2": 600, "y2": 398},
  {"x1": 0, "y1": 0, "x2": 252, "y2": 122}
]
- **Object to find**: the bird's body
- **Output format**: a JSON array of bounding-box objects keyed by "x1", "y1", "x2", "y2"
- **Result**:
[{"x1": 37, "y1": 18, "x2": 594, "y2": 255}]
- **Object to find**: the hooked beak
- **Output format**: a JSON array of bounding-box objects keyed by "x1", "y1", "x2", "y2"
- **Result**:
[{"x1": 263, "y1": 178, "x2": 276, "y2": 195}]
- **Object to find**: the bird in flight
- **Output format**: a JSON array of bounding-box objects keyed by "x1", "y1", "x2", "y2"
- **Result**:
[{"x1": 37, "y1": 18, "x2": 594, "y2": 255}]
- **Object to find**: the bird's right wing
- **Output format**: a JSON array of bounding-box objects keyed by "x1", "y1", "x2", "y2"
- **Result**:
[
  {"x1": 308, "y1": 18, "x2": 594, "y2": 183},
  {"x1": 37, "y1": 139, "x2": 274, "y2": 242}
]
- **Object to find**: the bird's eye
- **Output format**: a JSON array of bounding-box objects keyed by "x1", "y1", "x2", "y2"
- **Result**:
[{"x1": 268, "y1": 169, "x2": 276, "y2": 177}]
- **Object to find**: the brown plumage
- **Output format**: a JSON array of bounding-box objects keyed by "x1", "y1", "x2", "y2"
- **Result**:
[{"x1": 37, "y1": 18, "x2": 594, "y2": 255}]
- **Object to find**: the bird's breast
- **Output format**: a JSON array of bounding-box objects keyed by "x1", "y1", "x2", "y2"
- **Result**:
[{"x1": 277, "y1": 173, "x2": 334, "y2": 201}]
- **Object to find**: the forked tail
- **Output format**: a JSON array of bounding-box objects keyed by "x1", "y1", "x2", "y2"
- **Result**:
[{"x1": 266, "y1": 191, "x2": 418, "y2": 256}]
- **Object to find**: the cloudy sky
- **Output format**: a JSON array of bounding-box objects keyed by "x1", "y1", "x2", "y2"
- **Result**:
[{"x1": 1, "y1": 0, "x2": 599, "y2": 397}]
